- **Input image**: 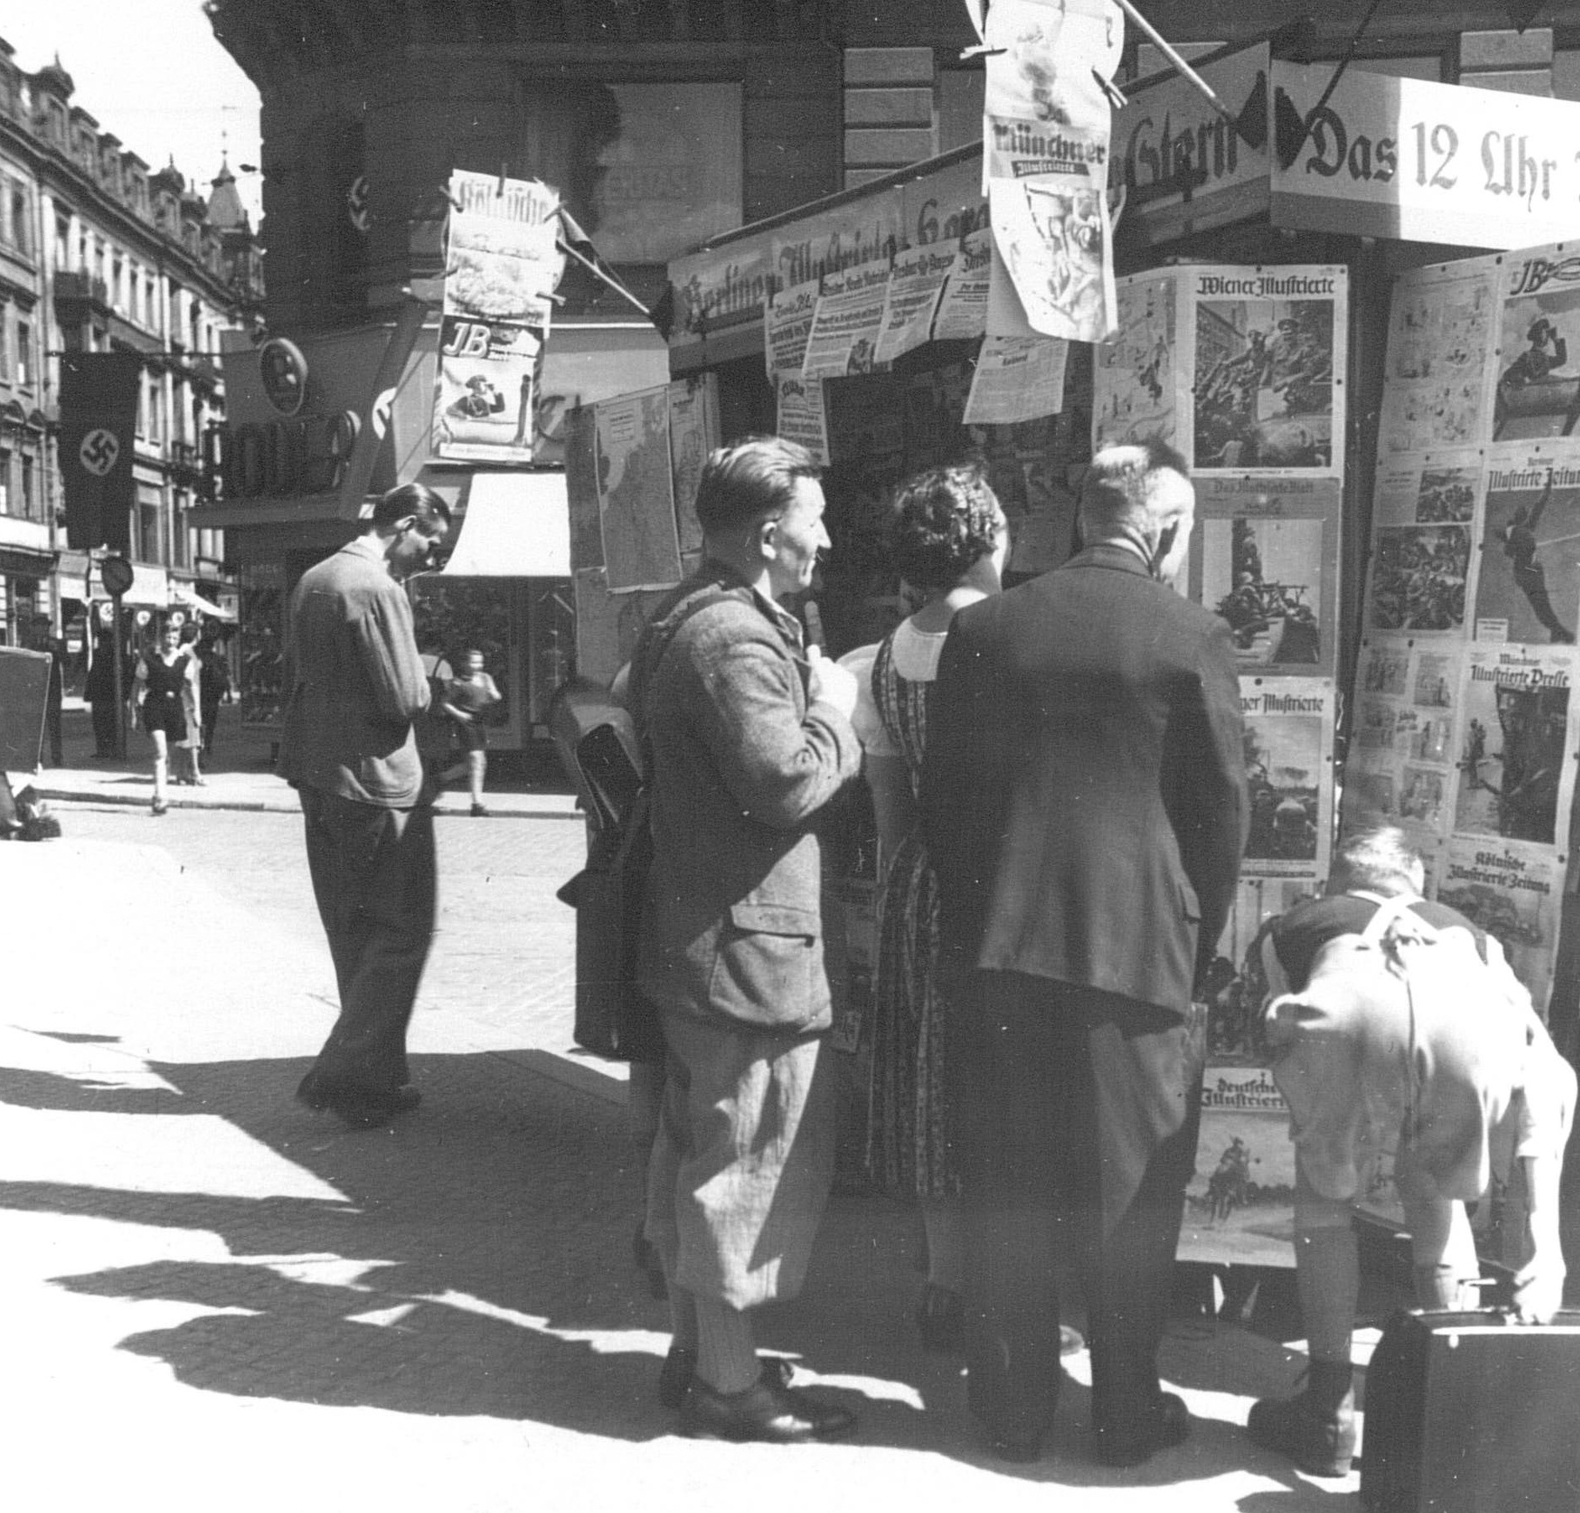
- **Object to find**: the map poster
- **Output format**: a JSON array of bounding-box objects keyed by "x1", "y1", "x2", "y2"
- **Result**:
[
  {"x1": 1474, "y1": 445, "x2": 1580, "y2": 646},
  {"x1": 1240, "y1": 676, "x2": 1335, "y2": 881},
  {"x1": 1438, "y1": 837, "x2": 1566, "y2": 1017},
  {"x1": 1179, "y1": 1065, "x2": 1297, "y2": 1269},
  {"x1": 668, "y1": 373, "x2": 718, "y2": 556},
  {"x1": 1093, "y1": 270, "x2": 1178, "y2": 452},
  {"x1": 875, "y1": 244, "x2": 954, "y2": 366},
  {"x1": 572, "y1": 568, "x2": 677, "y2": 687},
  {"x1": 595, "y1": 386, "x2": 683, "y2": 593},
  {"x1": 1378, "y1": 262, "x2": 1497, "y2": 456},
  {"x1": 1189, "y1": 476, "x2": 1340, "y2": 678},
  {"x1": 1345, "y1": 636, "x2": 1464, "y2": 851},
  {"x1": 930, "y1": 227, "x2": 992, "y2": 342},
  {"x1": 801, "y1": 261, "x2": 893, "y2": 380},
  {"x1": 1451, "y1": 643, "x2": 1580, "y2": 851},
  {"x1": 1189, "y1": 265, "x2": 1346, "y2": 475},
  {"x1": 962, "y1": 336, "x2": 1068, "y2": 425},
  {"x1": 1494, "y1": 247, "x2": 1580, "y2": 444}
]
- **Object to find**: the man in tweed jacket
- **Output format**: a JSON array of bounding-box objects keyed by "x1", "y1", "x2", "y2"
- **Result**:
[{"x1": 632, "y1": 437, "x2": 863, "y2": 1443}]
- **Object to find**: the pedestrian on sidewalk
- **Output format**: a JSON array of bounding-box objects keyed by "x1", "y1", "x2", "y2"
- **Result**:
[
  {"x1": 278, "y1": 482, "x2": 450, "y2": 1129},
  {"x1": 198, "y1": 630, "x2": 232, "y2": 760},
  {"x1": 439, "y1": 647, "x2": 501, "y2": 816},
  {"x1": 132, "y1": 620, "x2": 196, "y2": 816},
  {"x1": 923, "y1": 440, "x2": 1247, "y2": 1466},
  {"x1": 632, "y1": 437, "x2": 862, "y2": 1444},
  {"x1": 173, "y1": 622, "x2": 206, "y2": 786}
]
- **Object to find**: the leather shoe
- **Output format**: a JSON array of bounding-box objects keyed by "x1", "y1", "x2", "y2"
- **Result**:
[
  {"x1": 657, "y1": 1347, "x2": 795, "y2": 1409},
  {"x1": 679, "y1": 1374, "x2": 856, "y2": 1443},
  {"x1": 1094, "y1": 1391, "x2": 1191, "y2": 1467},
  {"x1": 297, "y1": 1077, "x2": 420, "y2": 1128}
]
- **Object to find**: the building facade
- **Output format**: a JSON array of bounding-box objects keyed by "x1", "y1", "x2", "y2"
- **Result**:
[{"x1": 0, "y1": 36, "x2": 261, "y2": 686}]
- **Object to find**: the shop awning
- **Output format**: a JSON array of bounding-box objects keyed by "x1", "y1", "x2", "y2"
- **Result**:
[
  {"x1": 441, "y1": 472, "x2": 570, "y2": 577},
  {"x1": 93, "y1": 561, "x2": 169, "y2": 607},
  {"x1": 169, "y1": 583, "x2": 237, "y2": 621}
]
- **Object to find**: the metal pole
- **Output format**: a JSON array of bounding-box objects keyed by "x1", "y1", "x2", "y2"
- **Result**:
[
  {"x1": 1110, "y1": 0, "x2": 1238, "y2": 130},
  {"x1": 112, "y1": 593, "x2": 126, "y2": 759}
]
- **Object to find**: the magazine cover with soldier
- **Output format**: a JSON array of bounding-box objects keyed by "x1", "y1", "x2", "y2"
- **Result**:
[
  {"x1": 1190, "y1": 477, "x2": 1339, "y2": 677},
  {"x1": 1474, "y1": 450, "x2": 1580, "y2": 646},
  {"x1": 1093, "y1": 270, "x2": 1176, "y2": 451},
  {"x1": 1188, "y1": 266, "x2": 1345, "y2": 474},
  {"x1": 1240, "y1": 677, "x2": 1335, "y2": 880},
  {"x1": 1493, "y1": 257, "x2": 1580, "y2": 443}
]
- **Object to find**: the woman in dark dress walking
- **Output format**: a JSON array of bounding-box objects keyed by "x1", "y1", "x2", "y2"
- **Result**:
[{"x1": 132, "y1": 622, "x2": 194, "y2": 815}]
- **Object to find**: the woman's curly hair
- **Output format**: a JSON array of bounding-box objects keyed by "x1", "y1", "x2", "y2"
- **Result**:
[{"x1": 887, "y1": 463, "x2": 1003, "y2": 593}]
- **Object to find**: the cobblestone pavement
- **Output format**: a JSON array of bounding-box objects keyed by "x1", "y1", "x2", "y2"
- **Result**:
[{"x1": 1, "y1": 802, "x2": 1364, "y2": 1513}]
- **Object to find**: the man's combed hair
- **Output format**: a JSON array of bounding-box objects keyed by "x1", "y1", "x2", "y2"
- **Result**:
[
  {"x1": 1079, "y1": 438, "x2": 1190, "y2": 542},
  {"x1": 1329, "y1": 824, "x2": 1425, "y2": 896},
  {"x1": 371, "y1": 481, "x2": 452, "y2": 532},
  {"x1": 693, "y1": 436, "x2": 820, "y2": 536},
  {"x1": 887, "y1": 463, "x2": 1003, "y2": 592}
]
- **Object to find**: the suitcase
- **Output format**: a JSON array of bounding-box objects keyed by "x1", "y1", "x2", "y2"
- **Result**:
[{"x1": 1361, "y1": 1307, "x2": 1580, "y2": 1511}]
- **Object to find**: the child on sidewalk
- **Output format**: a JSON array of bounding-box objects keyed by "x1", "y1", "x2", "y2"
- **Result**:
[{"x1": 440, "y1": 648, "x2": 501, "y2": 816}]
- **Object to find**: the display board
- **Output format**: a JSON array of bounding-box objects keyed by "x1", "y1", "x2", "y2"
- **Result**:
[{"x1": 1347, "y1": 239, "x2": 1580, "y2": 1021}]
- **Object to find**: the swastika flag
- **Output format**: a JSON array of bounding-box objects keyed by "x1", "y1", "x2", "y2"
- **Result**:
[{"x1": 59, "y1": 351, "x2": 142, "y2": 553}]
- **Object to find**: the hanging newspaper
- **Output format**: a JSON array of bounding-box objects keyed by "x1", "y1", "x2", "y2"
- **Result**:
[
  {"x1": 1438, "y1": 837, "x2": 1567, "y2": 1017},
  {"x1": 765, "y1": 278, "x2": 821, "y2": 379},
  {"x1": 982, "y1": 0, "x2": 1121, "y2": 344},
  {"x1": 1240, "y1": 675, "x2": 1335, "y2": 880},
  {"x1": 962, "y1": 335, "x2": 1068, "y2": 425},
  {"x1": 1378, "y1": 262, "x2": 1497, "y2": 456},
  {"x1": 1493, "y1": 248, "x2": 1580, "y2": 446},
  {"x1": 1188, "y1": 265, "x2": 1346, "y2": 474},
  {"x1": 930, "y1": 228, "x2": 993, "y2": 342},
  {"x1": 432, "y1": 170, "x2": 563, "y2": 462},
  {"x1": 595, "y1": 386, "x2": 682, "y2": 593},
  {"x1": 1189, "y1": 476, "x2": 1340, "y2": 678},
  {"x1": 1474, "y1": 445, "x2": 1580, "y2": 646},
  {"x1": 777, "y1": 373, "x2": 829, "y2": 465},
  {"x1": 1364, "y1": 514, "x2": 1473, "y2": 638},
  {"x1": 1094, "y1": 270, "x2": 1178, "y2": 451},
  {"x1": 802, "y1": 261, "x2": 893, "y2": 379},
  {"x1": 1346, "y1": 635, "x2": 1465, "y2": 851},
  {"x1": 1451, "y1": 643, "x2": 1579, "y2": 852},
  {"x1": 875, "y1": 244, "x2": 954, "y2": 365},
  {"x1": 1373, "y1": 451, "x2": 1484, "y2": 529}
]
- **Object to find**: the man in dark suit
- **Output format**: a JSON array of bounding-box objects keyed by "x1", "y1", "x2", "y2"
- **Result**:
[
  {"x1": 923, "y1": 439, "x2": 1247, "y2": 1466},
  {"x1": 277, "y1": 482, "x2": 450, "y2": 1128}
]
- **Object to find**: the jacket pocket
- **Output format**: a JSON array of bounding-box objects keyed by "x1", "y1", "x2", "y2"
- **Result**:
[{"x1": 708, "y1": 902, "x2": 820, "y2": 1025}]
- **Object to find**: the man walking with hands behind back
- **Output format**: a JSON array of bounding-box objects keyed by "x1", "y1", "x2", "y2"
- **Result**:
[
  {"x1": 924, "y1": 439, "x2": 1247, "y2": 1466},
  {"x1": 279, "y1": 482, "x2": 451, "y2": 1129},
  {"x1": 632, "y1": 436, "x2": 864, "y2": 1443}
]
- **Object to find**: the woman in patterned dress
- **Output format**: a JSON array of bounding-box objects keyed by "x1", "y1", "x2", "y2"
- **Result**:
[{"x1": 840, "y1": 463, "x2": 1008, "y2": 1350}]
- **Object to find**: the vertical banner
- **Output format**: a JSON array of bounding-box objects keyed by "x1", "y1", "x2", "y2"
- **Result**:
[
  {"x1": 982, "y1": 0, "x2": 1122, "y2": 343},
  {"x1": 432, "y1": 171, "x2": 562, "y2": 463},
  {"x1": 58, "y1": 351, "x2": 142, "y2": 554}
]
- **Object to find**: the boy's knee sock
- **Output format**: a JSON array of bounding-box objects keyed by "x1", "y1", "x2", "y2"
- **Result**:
[{"x1": 1295, "y1": 1223, "x2": 1359, "y2": 1366}]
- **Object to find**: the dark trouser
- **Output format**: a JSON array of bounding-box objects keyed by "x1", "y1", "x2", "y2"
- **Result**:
[
  {"x1": 90, "y1": 696, "x2": 117, "y2": 755},
  {"x1": 955, "y1": 972, "x2": 1203, "y2": 1447},
  {"x1": 201, "y1": 697, "x2": 220, "y2": 755},
  {"x1": 44, "y1": 700, "x2": 63, "y2": 767},
  {"x1": 298, "y1": 786, "x2": 436, "y2": 1098}
]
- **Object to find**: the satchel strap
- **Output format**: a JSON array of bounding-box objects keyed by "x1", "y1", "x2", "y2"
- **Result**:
[{"x1": 627, "y1": 581, "x2": 735, "y2": 766}]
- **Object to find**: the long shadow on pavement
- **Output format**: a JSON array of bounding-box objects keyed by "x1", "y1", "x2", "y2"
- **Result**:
[{"x1": 1, "y1": 1048, "x2": 1327, "y2": 1497}]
